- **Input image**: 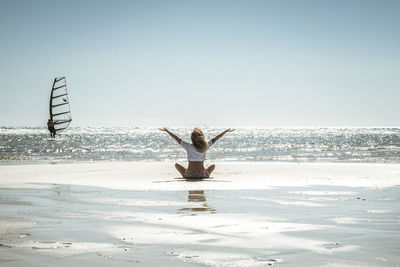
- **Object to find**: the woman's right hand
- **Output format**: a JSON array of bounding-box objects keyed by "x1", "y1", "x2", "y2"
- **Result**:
[{"x1": 159, "y1": 128, "x2": 181, "y2": 143}]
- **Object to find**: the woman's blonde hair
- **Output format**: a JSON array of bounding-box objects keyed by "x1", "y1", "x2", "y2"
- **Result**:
[{"x1": 191, "y1": 127, "x2": 208, "y2": 153}]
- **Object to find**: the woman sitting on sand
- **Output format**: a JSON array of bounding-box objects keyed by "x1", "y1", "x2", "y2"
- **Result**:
[{"x1": 159, "y1": 128, "x2": 235, "y2": 178}]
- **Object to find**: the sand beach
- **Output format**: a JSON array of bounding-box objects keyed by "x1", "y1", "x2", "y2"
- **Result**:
[{"x1": 0, "y1": 162, "x2": 399, "y2": 266}]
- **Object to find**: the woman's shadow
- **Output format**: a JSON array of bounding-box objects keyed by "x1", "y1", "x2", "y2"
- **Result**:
[
  {"x1": 174, "y1": 176, "x2": 212, "y2": 182},
  {"x1": 153, "y1": 176, "x2": 214, "y2": 184}
]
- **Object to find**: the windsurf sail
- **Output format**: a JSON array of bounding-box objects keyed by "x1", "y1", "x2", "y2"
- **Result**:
[{"x1": 49, "y1": 77, "x2": 72, "y2": 133}]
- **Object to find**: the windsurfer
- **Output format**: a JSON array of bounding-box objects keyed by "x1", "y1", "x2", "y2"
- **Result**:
[{"x1": 47, "y1": 119, "x2": 56, "y2": 138}]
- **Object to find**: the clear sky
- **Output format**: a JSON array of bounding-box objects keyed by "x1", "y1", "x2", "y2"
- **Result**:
[{"x1": 0, "y1": 0, "x2": 399, "y2": 127}]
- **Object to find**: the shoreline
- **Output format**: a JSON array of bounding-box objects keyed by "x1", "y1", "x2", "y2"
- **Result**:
[
  {"x1": 2, "y1": 159, "x2": 400, "y2": 165},
  {"x1": 1, "y1": 161, "x2": 400, "y2": 190}
]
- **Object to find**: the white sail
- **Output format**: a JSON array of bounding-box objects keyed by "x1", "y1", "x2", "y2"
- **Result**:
[{"x1": 49, "y1": 77, "x2": 72, "y2": 133}]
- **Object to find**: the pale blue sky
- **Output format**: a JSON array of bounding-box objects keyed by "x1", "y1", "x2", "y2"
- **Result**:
[{"x1": 0, "y1": 0, "x2": 399, "y2": 127}]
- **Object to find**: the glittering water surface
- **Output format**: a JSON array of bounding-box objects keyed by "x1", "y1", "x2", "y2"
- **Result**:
[{"x1": 0, "y1": 127, "x2": 399, "y2": 163}]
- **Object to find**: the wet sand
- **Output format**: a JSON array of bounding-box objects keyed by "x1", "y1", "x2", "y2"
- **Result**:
[{"x1": 1, "y1": 162, "x2": 400, "y2": 266}]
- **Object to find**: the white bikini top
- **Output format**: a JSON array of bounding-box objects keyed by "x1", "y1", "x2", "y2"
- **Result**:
[{"x1": 180, "y1": 140, "x2": 213, "y2": 161}]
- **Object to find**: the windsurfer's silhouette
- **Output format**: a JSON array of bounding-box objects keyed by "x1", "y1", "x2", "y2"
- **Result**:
[{"x1": 47, "y1": 119, "x2": 56, "y2": 138}]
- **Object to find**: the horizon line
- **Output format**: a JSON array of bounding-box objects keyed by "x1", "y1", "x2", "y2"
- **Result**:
[{"x1": 1, "y1": 125, "x2": 400, "y2": 129}]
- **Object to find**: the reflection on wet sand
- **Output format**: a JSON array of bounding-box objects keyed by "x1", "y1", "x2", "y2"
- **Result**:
[{"x1": 178, "y1": 190, "x2": 215, "y2": 215}]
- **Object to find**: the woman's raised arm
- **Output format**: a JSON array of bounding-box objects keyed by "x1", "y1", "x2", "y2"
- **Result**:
[
  {"x1": 159, "y1": 128, "x2": 182, "y2": 144},
  {"x1": 211, "y1": 128, "x2": 235, "y2": 144}
]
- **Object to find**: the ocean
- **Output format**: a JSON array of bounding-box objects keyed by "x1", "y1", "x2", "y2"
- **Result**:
[{"x1": 0, "y1": 127, "x2": 399, "y2": 164}]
